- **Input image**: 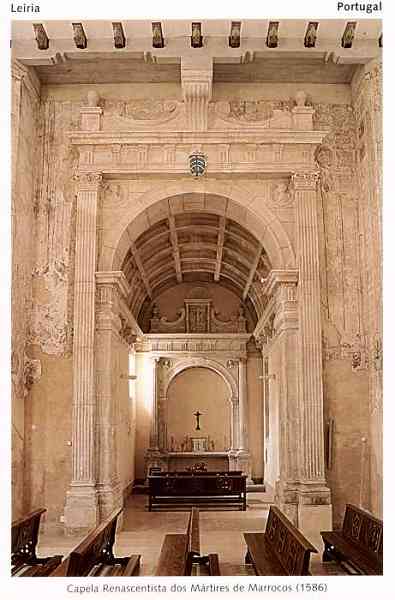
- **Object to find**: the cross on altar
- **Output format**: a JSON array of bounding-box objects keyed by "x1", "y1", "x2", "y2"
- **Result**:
[{"x1": 194, "y1": 410, "x2": 202, "y2": 431}]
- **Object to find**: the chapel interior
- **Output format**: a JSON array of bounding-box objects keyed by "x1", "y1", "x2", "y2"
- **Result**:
[{"x1": 11, "y1": 18, "x2": 383, "y2": 576}]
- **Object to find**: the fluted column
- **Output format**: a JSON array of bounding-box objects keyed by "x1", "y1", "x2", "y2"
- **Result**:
[
  {"x1": 291, "y1": 171, "x2": 331, "y2": 546},
  {"x1": 64, "y1": 172, "x2": 102, "y2": 533},
  {"x1": 292, "y1": 171, "x2": 327, "y2": 484}
]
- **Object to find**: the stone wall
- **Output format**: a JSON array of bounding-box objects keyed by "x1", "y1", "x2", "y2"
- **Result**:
[
  {"x1": 351, "y1": 59, "x2": 383, "y2": 518},
  {"x1": 11, "y1": 62, "x2": 41, "y2": 519},
  {"x1": 313, "y1": 100, "x2": 371, "y2": 526},
  {"x1": 167, "y1": 367, "x2": 231, "y2": 451}
]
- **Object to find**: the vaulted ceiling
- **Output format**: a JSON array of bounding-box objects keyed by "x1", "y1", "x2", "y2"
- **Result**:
[{"x1": 121, "y1": 211, "x2": 271, "y2": 323}]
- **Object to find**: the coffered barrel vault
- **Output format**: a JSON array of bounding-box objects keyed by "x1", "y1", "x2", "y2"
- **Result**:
[{"x1": 120, "y1": 200, "x2": 272, "y2": 326}]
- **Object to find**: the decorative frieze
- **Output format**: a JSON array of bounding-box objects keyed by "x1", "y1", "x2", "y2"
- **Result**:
[
  {"x1": 145, "y1": 334, "x2": 250, "y2": 357},
  {"x1": 73, "y1": 138, "x2": 318, "y2": 175}
]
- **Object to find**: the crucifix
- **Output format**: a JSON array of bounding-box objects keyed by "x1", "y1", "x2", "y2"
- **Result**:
[{"x1": 194, "y1": 410, "x2": 202, "y2": 431}]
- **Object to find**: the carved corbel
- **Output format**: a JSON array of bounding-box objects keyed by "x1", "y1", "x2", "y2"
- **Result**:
[
  {"x1": 181, "y1": 58, "x2": 213, "y2": 131},
  {"x1": 119, "y1": 315, "x2": 137, "y2": 348}
]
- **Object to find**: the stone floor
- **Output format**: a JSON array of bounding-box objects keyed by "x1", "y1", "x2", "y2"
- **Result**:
[{"x1": 39, "y1": 493, "x2": 345, "y2": 576}]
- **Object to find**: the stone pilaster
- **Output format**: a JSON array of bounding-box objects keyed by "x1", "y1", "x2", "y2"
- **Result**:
[
  {"x1": 95, "y1": 272, "x2": 129, "y2": 520},
  {"x1": 291, "y1": 172, "x2": 332, "y2": 548},
  {"x1": 181, "y1": 57, "x2": 212, "y2": 131},
  {"x1": 64, "y1": 172, "x2": 103, "y2": 534},
  {"x1": 238, "y1": 358, "x2": 248, "y2": 451},
  {"x1": 149, "y1": 357, "x2": 160, "y2": 450}
]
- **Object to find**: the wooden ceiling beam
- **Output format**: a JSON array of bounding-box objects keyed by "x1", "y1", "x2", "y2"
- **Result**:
[
  {"x1": 130, "y1": 242, "x2": 153, "y2": 299},
  {"x1": 243, "y1": 245, "x2": 262, "y2": 301},
  {"x1": 214, "y1": 216, "x2": 226, "y2": 282},
  {"x1": 168, "y1": 215, "x2": 183, "y2": 283}
]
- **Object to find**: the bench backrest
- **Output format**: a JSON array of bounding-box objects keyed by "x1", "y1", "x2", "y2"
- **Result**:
[
  {"x1": 342, "y1": 504, "x2": 383, "y2": 564},
  {"x1": 265, "y1": 506, "x2": 317, "y2": 575},
  {"x1": 66, "y1": 508, "x2": 121, "y2": 576},
  {"x1": 11, "y1": 508, "x2": 46, "y2": 561},
  {"x1": 187, "y1": 508, "x2": 200, "y2": 556},
  {"x1": 149, "y1": 473, "x2": 246, "y2": 496}
]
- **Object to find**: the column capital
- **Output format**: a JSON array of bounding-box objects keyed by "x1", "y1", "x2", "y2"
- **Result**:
[
  {"x1": 291, "y1": 171, "x2": 320, "y2": 191},
  {"x1": 95, "y1": 271, "x2": 131, "y2": 302},
  {"x1": 76, "y1": 171, "x2": 103, "y2": 192}
]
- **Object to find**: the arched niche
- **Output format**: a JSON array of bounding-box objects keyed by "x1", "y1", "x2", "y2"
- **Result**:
[
  {"x1": 166, "y1": 367, "x2": 232, "y2": 452},
  {"x1": 161, "y1": 357, "x2": 239, "y2": 451}
]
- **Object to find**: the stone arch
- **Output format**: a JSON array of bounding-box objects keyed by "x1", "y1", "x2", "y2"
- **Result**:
[
  {"x1": 99, "y1": 179, "x2": 296, "y2": 272},
  {"x1": 164, "y1": 357, "x2": 237, "y2": 402}
]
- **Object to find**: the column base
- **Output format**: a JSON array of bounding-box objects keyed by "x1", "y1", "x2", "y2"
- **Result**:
[
  {"x1": 275, "y1": 480, "x2": 332, "y2": 552},
  {"x1": 97, "y1": 481, "x2": 123, "y2": 523},
  {"x1": 228, "y1": 450, "x2": 253, "y2": 483},
  {"x1": 145, "y1": 448, "x2": 169, "y2": 482},
  {"x1": 64, "y1": 484, "x2": 99, "y2": 536}
]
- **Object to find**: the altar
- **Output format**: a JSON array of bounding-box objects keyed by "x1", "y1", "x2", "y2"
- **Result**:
[{"x1": 162, "y1": 452, "x2": 229, "y2": 472}]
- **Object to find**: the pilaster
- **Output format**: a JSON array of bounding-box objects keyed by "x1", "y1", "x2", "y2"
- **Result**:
[
  {"x1": 64, "y1": 172, "x2": 103, "y2": 534},
  {"x1": 290, "y1": 171, "x2": 332, "y2": 548},
  {"x1": 95, "y1": 272, "x2": 130, "y2": 520}
]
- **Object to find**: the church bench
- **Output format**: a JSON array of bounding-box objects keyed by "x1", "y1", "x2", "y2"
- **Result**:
[
  {"x1": 148, "y1": 472, "x2": 246, "y2": 511},
  {"x1": 50, "y1": 508, "x2": 141, "y2": 576},
  {"x1": 155, "y1": 508, "x2": 221, "y2": 576},
  {"x1": 12, "y1": 508, "x2": 63, "y2": 576},
  {"x1": 321, "y1": 504, "x2": 383, "y2": 575},
  {"x1": 244, "y1": 506, "x2": 317, "y2": 576}
]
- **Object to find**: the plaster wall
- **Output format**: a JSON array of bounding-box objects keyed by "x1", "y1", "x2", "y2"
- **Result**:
[
  {"x1": 264, "y1": 345, "x2": 281, "y2": 489},
  {"x1": 134, "y1": 352, "x2": 154, "y2": 480},
  {"x1": 114, "y1": 338, "x2": 136, "y2": 496},
  {"x1": 246, "y1": 353, "x2": 264, "y2": 480},
  {"x1": 25, "y1": 353, "x2": 72, "y2": 531},
  {"x1": 166, "y1": 367, "x2": 231, "y2": 451}
]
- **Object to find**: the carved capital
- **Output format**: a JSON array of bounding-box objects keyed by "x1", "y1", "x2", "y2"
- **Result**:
[
  {"x1": 76, "y1": 172, "x2": 103, "y2": 192},
  {"x1": 291, "y1": 171, "x2": 320, "y2": 191}
]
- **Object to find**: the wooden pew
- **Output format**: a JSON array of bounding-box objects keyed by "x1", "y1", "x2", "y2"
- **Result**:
[
  {"x1": 12, "y1": 508, "x2": 62, "y2": 576},
  {"x1": 244, "y1": 506, "x2": 317, "y2": 576},
  {"x1": 321, "y1": 504, "x2": 383, "y2": 575},
  {"x1": 155, "y1": 508, "x2": 220, "y2": 576},
  {"x1": 50, "y1": 508, "x2": 140, "y2": 576}
]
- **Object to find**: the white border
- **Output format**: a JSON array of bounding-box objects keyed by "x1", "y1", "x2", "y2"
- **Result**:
[{"x1": 1, "y1": 1, "x2": 391, "y2": 600}]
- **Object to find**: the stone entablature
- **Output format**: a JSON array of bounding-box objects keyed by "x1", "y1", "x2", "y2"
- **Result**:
[
  {"x1": 69, "y1": 130, "x2": 323, "y2": 176},
  {"x1": 137, "y1": 333, "x2": 250, "y2": 358}
]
